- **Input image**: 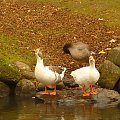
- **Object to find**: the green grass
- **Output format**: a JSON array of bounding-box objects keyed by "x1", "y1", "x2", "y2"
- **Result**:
[
  {"x1": 0, "y1": 34, "x2": 33, "y2": 65},
  {"x1": 0, "y1": 34, "x2": 34, "y2": 80},
  {"x1": 36, "y1": 0, "x2": 120, "y2": 27}
]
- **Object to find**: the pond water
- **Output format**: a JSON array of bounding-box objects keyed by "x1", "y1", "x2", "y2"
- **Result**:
[{"x1": 0, "y1": 96, "x2": 120, "y2": 120}]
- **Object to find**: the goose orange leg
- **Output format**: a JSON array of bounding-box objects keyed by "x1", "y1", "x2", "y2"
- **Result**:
[
  {"x1": 38, "y1": 86, "x2": 49, "y2": 95},
  {"x1": 82, "y1": 85, "x2": 90, "y2": 96},
  {"x1": 89, "y1": 85, "x2": 97, "y2": 95},
  {"x1": 50, "y1": 84, "x2": 56, "y2": 96}
]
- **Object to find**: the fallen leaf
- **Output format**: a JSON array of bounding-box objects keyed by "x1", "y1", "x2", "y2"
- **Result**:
[
  {"x1": 73, "y1": 36, "x2": 77, "y2": 40},
  {"x1": 98, "y1": 18, "x2": 103, "y2": 21},
  {"x1": 98, "y1": 50, "x2": 106, "y2": 54},
  {"x1": 109, "y1": 39, "x2": 117, "y2": 43},
  {"x1": 105, "y1": 48, "x2": 111, "y2": 51},
  {"x1": 106, "y1": 31, "x2": 114, "y2": 34},
  {"x1": 70, "y1": 61, "x2": 74, "y2": 65}
]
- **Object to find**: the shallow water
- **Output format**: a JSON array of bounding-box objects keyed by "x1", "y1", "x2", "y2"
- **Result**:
[{"x1": 0, "y1": 96, "x2": 120, "y2": 120}]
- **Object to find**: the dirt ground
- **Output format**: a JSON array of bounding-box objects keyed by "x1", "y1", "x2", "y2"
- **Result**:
[{"x1": 0, "y1": 0, "x2": 119, "y2": 75}]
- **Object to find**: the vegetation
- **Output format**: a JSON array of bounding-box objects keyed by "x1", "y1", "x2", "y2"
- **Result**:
[{"x1": 0, "y1": 0, "x2": 119, "y2": 81}]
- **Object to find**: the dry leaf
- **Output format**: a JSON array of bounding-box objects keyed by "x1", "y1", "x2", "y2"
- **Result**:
[
  {"x1": 105, "y1": 48, "x2": 111, "y2": 51},
  {"x1": 109, "y1": 39, "x2": 117, "y2": 43},
  {"x1": 98, "y1": 50, "x2": 106, "y2": 54},
  {"x1": 106, "y1": 31, "x2": 114, "y2": 34},
  {"x1": 98, "y1": 18, "x2": 103, "y2": 21},
  {"x1": 70, "y1": 61, "x2": 74, "y2": 65}
]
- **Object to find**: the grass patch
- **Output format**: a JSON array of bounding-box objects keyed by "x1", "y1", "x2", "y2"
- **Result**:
[
  {"x1": 36, "y1": 0, "x2": 120, "y2": 27},
  {"x1": 0, "y1": 34, "x2": 33, "y2": 65}
]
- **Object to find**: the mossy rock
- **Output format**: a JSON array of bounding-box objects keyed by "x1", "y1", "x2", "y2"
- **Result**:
[
  {"x1": 98, "y1": 60, "x2": 120, "y2": 89},
  {"x1": 15, "y1": 79, "x2": 36, "y2": 96},
  {"x1": 0, "y1": 61, "x2": 21, "y2": 82},
  {"x1": 106, "y1": 47, "x2": 120, "y2": 67},
  {"x1": 0, "y1": 34, "x2": 34, "y2": 82}
]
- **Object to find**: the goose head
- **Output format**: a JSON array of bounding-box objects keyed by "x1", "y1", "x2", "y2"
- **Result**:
[
  {"x1": 35, "y1": 48, "x2": 43, "y2": 60},
  {"x1": 63, "y1": 43, "x2": 72, "y2": 54},
  {"x1": 89, "y1": 56, "x2": 95, "y2": 67}
]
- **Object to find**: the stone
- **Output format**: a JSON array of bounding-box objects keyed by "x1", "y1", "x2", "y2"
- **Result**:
[
  {"x1": 15, "y1": 79, "x2": 36, "y2": 96},
  {"x1": 37, "y1": 82, "x2": 45, "y2": 91},
  {"x1": 35, "y1": 88, "x2": 120, "y2": 108},
  {"x1": 92, "y1": 88, "x2": 120, "y2": 108},
  {"x1": 106, "y1": 47, "x2": 120, "y2": 67},
  {"x1": 0, "y1": 62, "x2": 21, "y2": 82},
  {"x1": 15, "y1": 61, "x2": 31, "y2": 71},
  {"x1": 98, "y1": 60, "x2": 120, "y2": 89},
  {"x1": 0, "y1": 81, "x2": 10, "y2": 97},
  {"x1": 114, "y1": 78, "x2": 120, "y2": 93},
  {"x1": 36, "y1": 81, "x2": 65, "y2": 91},
  {"x1": 22, "y1": 71, "x2": 35, "y2": 80},
  {"x1": 63, "y1": 77, "x2": 79, "y2": 88}
]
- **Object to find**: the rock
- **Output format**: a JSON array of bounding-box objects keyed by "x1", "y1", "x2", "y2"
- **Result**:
[
  {"x1": 57, "y1": 81, "x2": 65, "y2": 90},
  {"x1": 35, "y1": 88, "x2": 120, "y2": 108},
  {"x1": 63, "y1": 77, "x2": 79, "y2": 88},
  {"x1": 98, "y1": 60, "x2": 120, "y2": 89},
  {"x1": 114, "y1": 78, "x2": 120, "y2": 93},
  {"x1": 22, "y1": 71, "x2": 35, "y2": 80},
  {"x1": 37, "y1": 82, "x2": 45, "y2": 91},
  {"x1": 92, "y1": 88, "x2": 120, "y2": 108},
  {"x1": 0, "y1": 61, "x2": 21, "y2": 82},
  {"x1": 0, "y1": 61, "x2": 33, "y2": 89},
  {"x1": 0, "y1": 81, "x2": 10, "y2": 97},
  {"x1": 15, "y1": 61, "x2": 31, "y2": 71},
  {"x1": 106, "y1": 47, "x2": 120, "y2": 67},
  {"x1": 117, "y1": 102, "x2": 120, "y2": 109},
  {"x1": 15, "y1": 61, "x2": 35, "y2": 80},
  {"x1": 15, "y1": 79, "x2": 36, "y2": 96},
  {"x1": 36, "y1": 81, "x2": 65, "y2": 91}
]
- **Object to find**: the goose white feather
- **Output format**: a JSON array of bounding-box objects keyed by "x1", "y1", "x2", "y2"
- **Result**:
[
  {"x1": 70, "y1": 56, "x2": 100, "y2": 96},
  {"x1": 34, "y1": 48, "x2": 66, "y2": 95}
]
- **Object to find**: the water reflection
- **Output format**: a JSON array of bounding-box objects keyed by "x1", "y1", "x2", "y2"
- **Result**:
[{"x1": 0, "y1": 96, "x2": 120, "y2": 120}]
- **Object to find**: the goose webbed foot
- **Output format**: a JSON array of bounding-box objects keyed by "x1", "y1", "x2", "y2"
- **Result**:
[
  {"x1": 50, "y1": 84, "x2": 57, "y2": 96},
  {"x1": 37, "y1": 86, "x2": 49, "y2": 95},
  {"x1": 50, "y1": 91, "x2": 56, "y2": 96},
  {"x1": 83, "y1": 92, "x2": 90, "y2": 96},
  {"x1": 89, "y1": 85, "x2": 97, "y2": 95},
  {"x1": 38, "y1": 91, "x2": 49, "y2": 95},
  {"x1": 90, "y1": 91, "x2": 97, "y2": 95}
]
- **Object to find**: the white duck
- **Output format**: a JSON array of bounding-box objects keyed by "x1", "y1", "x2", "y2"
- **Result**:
[
  {"x1": 34, "y1": 48, "x2": 66, "y2": 95},
  {"x1": 70, "y1": 56, "x2": 100, "y2": 96}
]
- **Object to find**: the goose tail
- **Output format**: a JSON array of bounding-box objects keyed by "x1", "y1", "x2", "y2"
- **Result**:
[
  {"x1": 70, "y1": 71, "x2": 75, "y2": 77},
  {"x1": 60, "y1": 67, "x2": 67, "y2": 80}
]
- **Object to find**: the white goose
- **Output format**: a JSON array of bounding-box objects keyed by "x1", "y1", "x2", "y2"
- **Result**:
[
  {"x1": 70, "y1": 56, "x2": 100, "y2": 96},
  {"x1": 34, "y1": 48, "x2": 66, "y2": 95}
]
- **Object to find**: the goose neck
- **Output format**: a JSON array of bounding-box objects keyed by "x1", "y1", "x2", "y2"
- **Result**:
[
  {"x1": 89, "y1": 61, "x2": 95, "y2": 69},
  {"x1": 36, "y1": 56, "x2": 44, "y2": 66}
]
